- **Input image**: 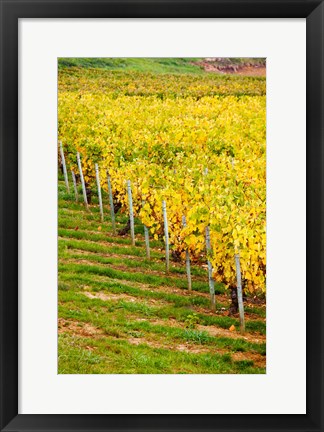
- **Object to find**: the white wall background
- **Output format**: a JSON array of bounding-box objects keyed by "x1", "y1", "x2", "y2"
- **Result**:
[{"x1": 19, "y1": 18, "x2": 306, "y2": 414}]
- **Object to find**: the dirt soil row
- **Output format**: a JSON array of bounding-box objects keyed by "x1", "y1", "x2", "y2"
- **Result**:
[{"x1": 194, "y1": 60, "x2": 266, "y2": 77}]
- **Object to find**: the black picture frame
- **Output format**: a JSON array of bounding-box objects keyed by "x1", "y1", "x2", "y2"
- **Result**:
[{"x1": 1, "y1": 1, "x2": 323, "y2": 431}]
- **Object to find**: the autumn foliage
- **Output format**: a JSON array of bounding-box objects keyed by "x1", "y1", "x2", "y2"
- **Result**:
[{"x1": 58, "y1": 68, "x2": 266, "y2": 294}]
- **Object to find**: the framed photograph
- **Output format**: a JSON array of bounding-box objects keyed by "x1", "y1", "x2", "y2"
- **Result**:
[{"x1": 1, "y1": 0, "x2": 323, "y2": 431}]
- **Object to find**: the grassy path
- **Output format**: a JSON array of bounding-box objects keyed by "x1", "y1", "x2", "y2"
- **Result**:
[{"x1": 58, "y1": 180, "x2": 266, "y2": 374}]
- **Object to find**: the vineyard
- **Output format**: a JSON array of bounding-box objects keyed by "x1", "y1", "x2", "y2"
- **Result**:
[{"x1": 58, "y1": 59, "x2": 266, "y2": 374}]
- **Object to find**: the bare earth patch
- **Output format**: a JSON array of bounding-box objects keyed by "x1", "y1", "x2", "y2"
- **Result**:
[
  {"x1": 133, "y1": 316, "x2": 265, "y2": 344},
  {"x1": 196, "y1": 324, "x2": 266, "y2": 343},
  {"x1": 70, "y1": 248, "x2": 144, "y2": 261},
  {"x1": 127, "y1": 336, "x2": 210, "y2": 354},
  {"x1": 58, "y1": 318, "x2": 104, "y2": 338},
  {"x1": 232, "y1": 351, "x2": 266, "y2": 368},
  {"x1": 83, "y1": 291, "x2": 128, "y2": 301},
  {"x1": 125, "y1": 333, "x2": 265, "y2": 367},
  {"x1": 82, "y1": 290, "x2": 169, "y2": 306},
  {"x1": 194, "y1": 59, "x2": 266, "y2": 77}
]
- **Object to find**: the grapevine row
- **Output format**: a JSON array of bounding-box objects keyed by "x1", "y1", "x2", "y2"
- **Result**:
[{"x1": 58, "y1": 70, "x2": 266, "y2": 301}]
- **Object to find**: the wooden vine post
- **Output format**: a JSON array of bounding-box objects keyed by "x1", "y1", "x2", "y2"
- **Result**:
[
  {"x1": 95, "y1": 163, "x2": 104, "y2": 222},
  {"x1": 205, "y1": 226, "x2": 216, "y2": 311},
  {"x1": 59, "y1": 141, "x2": 70, "y2": 193},
  {"x1": 142, "y1": 201, "x2": 150, "y2": 259},
  {"x1": 107, "y1": 172, "x2": 116, "y2": 234},
  {"x1": 71, "y1": 170, "x2": 78, "y2": 202},
  {"x1": 162, "y1": 200, "x2": 170, "y2": 274},
  {"x1": 76, "y1": 152, "x2": 89, "y2": 210},
  {"x1": 235, "y1": 254, "x2": 245, "y2": 333},
  {"x1": 182, "y1": 215, "x2": 192, "y2": 291},
  {"x1": 127, "y1": 180, "x2": 135, "y2": 246}
]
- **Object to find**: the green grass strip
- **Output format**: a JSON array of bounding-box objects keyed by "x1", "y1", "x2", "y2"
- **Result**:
[
  {"x1": 59, "y1": 289, "x2": 266, "y2": 336},
  {"x1": 58, "y1": 333, "x2": 264, "y2": 374},
  {"x1": 58, "y1": 262, "x2": 219, "y2": 294}
]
